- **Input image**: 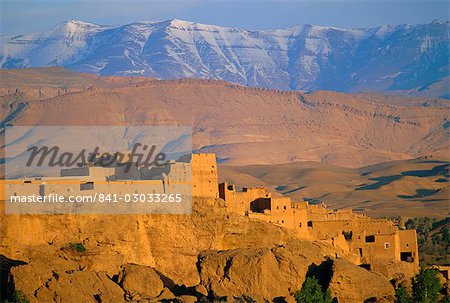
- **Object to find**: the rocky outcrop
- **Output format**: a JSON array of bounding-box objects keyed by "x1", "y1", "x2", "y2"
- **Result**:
[
  {"x1": 1, "y1": 198, "x2": 296, "y2": 301},
  {"x1": 11, "y1": 257, "x2": 125, "y2": 303},
  {"x1": 196, "y1": 242, "x2": 399, "y2": 302},
  {"x1": 0, "y1": 198, "x2": 296, "y2": 286},
  {"x1": 117, "y1": 264, "x2": 164, "y2": 301},
  {"x1": 1, "y1": 198, "x2": 401, "y2": 302},
  {"x1": 197, "y1": 240, "x2": 332, "y2": 301},
  {"x1": 328, "y1": 259, "x2": 396, "y2": 303}
]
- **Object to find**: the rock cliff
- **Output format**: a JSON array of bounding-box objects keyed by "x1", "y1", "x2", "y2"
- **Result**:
[{"x1": 1, "y1": 198, "x2": 401, "y2": 302}]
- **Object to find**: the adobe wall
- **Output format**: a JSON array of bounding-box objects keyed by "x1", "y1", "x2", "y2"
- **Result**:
[
  {"x1": 305, "y1": 203, "x2": 419, "y2": 268},
  {"x1": 248, "y1": 197, "x2": 309, "y2": 238},
  {"x1": 398, "y1": 229, "x2": 419, "y2": 266},
  {"x1": 352, "y1": 232, "x2": 401, "y2": 264},
  {"x1": 7, "y1": 179, "x2": 166, "y2": 198},
  {"x1": 218, "y1": 182, "x2": 270, "y2": 215},
  {"x1": 191, "y1": 153, "x2": 218, "y2": 198},
  {"x1": 309, "y1": 215, "x2": 397, "y2": 240},
  {"x1": 60, "y1": 167, "x2": 116, "y2": 179}
]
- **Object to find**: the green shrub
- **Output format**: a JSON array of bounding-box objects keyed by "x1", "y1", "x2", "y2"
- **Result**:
[
  {"x1": 64, "y1": 242, "x2": 86, "y2": 253},
  {"x1": 7, "y1": 290, "x2": 30, "y2": 303},
  {"x1": 412, "y1": 268, "x2": 442, "y2": 303},
  {"x1": 295, "y1": 276, "x2": 332, "y2": 303},
  {"x1": 395, "y1": 286, "x2": 410, "y2": 303}
]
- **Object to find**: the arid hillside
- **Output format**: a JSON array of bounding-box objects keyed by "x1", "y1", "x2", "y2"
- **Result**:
[
  {"x1": 0, "y1": 198, "x2": 407, "y2": 302},
  {"x1": 219, "y1": 157, "x2": 449, "y2": 219},
  {"x1": 1, "y1": 68, "x2": 448, "y2": 168}
]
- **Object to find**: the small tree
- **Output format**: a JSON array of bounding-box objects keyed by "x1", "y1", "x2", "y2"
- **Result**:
[
  {"x1": 296, "y1": 277, "x2": 332, "y2": 303},
  {"x1": 412, "y1": 268, "x2": 442, "y2": 303},
  {"x1": 441, "y1": 295, "x2": 450, "y2": 303},
  {"x1": 5, "y1": 290, "x2": 30, "y2": 303},
  {"x1": 323, "y1": 289, "x2": 332, "y2": 303},
  {"x1": 395, "y1": 286, "x2": 410, "y2": 303}
]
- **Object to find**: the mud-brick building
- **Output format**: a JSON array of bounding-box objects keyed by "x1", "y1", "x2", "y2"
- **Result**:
[
  {"x1": 218, "y1": 182, "x2": 270, "y2": 214},
  {"x1": 218, "y1": 181, "x2": 418, "y2": 269},
  {"x1": 302, "y1": 204, "x2": 419, "y2": 268},
  {"x1": 248, "y1": 197, "x2": 310, "y2": 238},
  {"x1": 207, "y1": 155, "x2": 419, "y2": 270},
  {"x1": 218, "y1": 183, "x2": 310, "y2": 238}
]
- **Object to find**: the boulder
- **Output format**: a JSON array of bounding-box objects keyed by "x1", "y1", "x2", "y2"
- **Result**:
[
  {"x1": 11, "y1": 261, "x2": 125, "y2": 303},
  {"x1": 35, "y1": 271, "x2": 125, "y2": 303},
  {"x1": 328, "y1": 259, "x2": 395, "y2": 303},
  {"x1": 197, "y1": 240, "x2": 333, "y2": 301},
  {"x1": 178, "y1": 295, "x2": 198, "y2": 303},
  {"x1": 117, "y1": 263, "x2": 164, "y2": 300}
]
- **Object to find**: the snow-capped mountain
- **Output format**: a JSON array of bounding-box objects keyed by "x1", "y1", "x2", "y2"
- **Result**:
[{"x1": 1, "y1": 19, "x2": 449, "y2": 97}]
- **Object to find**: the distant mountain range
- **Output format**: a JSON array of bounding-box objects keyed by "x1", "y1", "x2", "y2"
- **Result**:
[{"x1": 1, "y1": 19, "x2": 449, "y2": 98}]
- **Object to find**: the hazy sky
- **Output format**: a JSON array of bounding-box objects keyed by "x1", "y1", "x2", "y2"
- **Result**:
[{"x1": 1, "y1": 0, "x2": 449, "y2": 35}]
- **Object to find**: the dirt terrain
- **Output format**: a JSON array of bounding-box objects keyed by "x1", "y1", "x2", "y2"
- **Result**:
[
  {"x1": 1, "y1": 68, "x2": 448, "y2": 169},
  {"x1": 219, "y1": 157, "x2": 449, "y2": 219}
]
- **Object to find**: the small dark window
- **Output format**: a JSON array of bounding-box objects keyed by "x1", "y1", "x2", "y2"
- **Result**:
[
  {"x1": 365, "y1": 235, "x2": 375, "y2": 243},
  {"x1": 281, "y1": 220, "x2": 284, "y2": 224},
  {"x1": 227, "y1": 185, "x2": 234, "y2": 190},
  {"x1": 307, "y1": 221, "x2": 313, "y2": 227},
  {"x1": 80, "y1": 182, "x2": 94, "y2": 191},
  {"x1": 283, "y1": 205, "x2": 287, "y2": 210},
  {"x1": 39, "y1": 185, "x2": 45, "y2": 196},
  {"x1": 400, "y1": 252, "x2": 413, "y2": 263},
  {"x1": 24, "y1": 180, "x2": 31, "y2": 184}
]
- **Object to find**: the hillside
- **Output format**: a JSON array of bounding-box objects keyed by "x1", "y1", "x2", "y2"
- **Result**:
[
  {"x1": 0, "y1": 197, "x2": 405, "y2": 302},
  {"x1": 219, "y1": 157, "x2": 449, "y2": 219},
  {"x1": 1, "y1": 68, "x2": 448, "y2": 169},
  {"x1": 1, "y1": 19, "x2": 449, "y2": 98}
]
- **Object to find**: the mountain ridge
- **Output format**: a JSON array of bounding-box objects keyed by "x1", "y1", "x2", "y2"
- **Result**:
[
  {"x1": 1, "y1": 19, "x2": 449, "y2": 98},
  {"x1": 1, "y1": 68, "x2": 448, "y2": 168}
]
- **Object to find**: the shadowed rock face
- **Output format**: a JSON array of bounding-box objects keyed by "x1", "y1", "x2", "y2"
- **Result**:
[
  {"x1": 1, "y1": 198, "x2": 401, "y2": 302},
  {"x1": 197, "y1": 241, "x2": 332, "y2": 301},
  {"x1": 116, "y1": 264, "x2": 164, "y2": 301},
  {"x1": 1, "y1": 68, "x2": 448, "y2": 169},
  {"x1": 328, "y1": 259, "x2": 395, "y2": 303}
]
